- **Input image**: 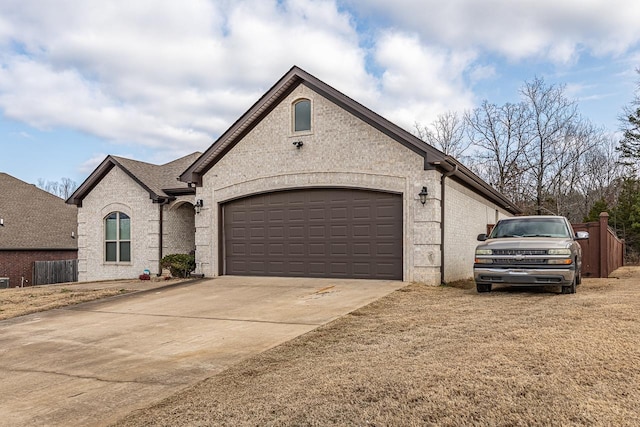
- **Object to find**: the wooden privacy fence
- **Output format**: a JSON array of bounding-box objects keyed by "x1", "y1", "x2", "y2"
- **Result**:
[
  {"x1": 573, "y1": 212, "x2": 625, "y2": 278},
  {"x1": 33, "y1": 259, "x2": 79, "y2": 285}
]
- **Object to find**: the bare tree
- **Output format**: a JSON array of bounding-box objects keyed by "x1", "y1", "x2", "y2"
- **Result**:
[
  {"x1": 59, "y1": 177, "x2": 77, "y2": 200},
  {"x1": 414, "y1": 111, "x2": 471, "y2": 159},
  {"x1": 465, "y1": 77, "x2": 612, "y2": 218},
  {"x1": 520, "y1": 77, "x2": 581, "y2": 215},
  {"x1": 465, "y1": 100, "x2": 531, "y2": 201},
  {"x1": 36, "y1": 178, "x2": 77, "y2": 199},
  {"x1": 543, "y1": 121, "x2": 608, "y2": 220}
]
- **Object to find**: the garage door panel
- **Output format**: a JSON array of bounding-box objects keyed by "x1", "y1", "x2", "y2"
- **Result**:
[
  {"x1": 231, "y1": 227, "x2": 246, "y2": 239},
  {"x1": 330, "y1": 225, "x2": 348, "y2": 238},
  {"x1": 288, "y1": 226, "x2": 305, "y2": 239},
  {"x1": 268, "y1": 242, "x2": 285, "y2": 256},
  {"x1": 288, "y1": 208, "x2": 305, "y2": 221},
  {"x1": 250, "y1": 227, "x2": 265, "y2": 239},
  {"x1": 288, "y1": 261, "x2": 305, "y2": 275},
  {"x1": 353, "y1": 224, "x2": 371, "y2": 238},
  {"x1": 309, "y1": 262, "x2": 327, "y2": 275},
  {"x1": 353, "y1": 206, "x2": 371, "y2": 220},
  {"x1": 376, "y1": 224, "x2": 396, "y2": 238},
  {"x1": 353, "y1": 242, "x2": 371, "y2": 256},
  {"x1": 330, "y1": 243, "x2": 348, "y2": 256},
  {"x1": 330, "y1": 207, "x2": 348, "y2": 220},
  {"x1": 267, "y1": 261, "x2": 285, "y2": 275},
  {"x1": 250, "y1": 243, "x2": 265, "y2": 256},
  {"x1": 308, "y1": 243, "x2": 326, "y2": 256},
  {"x1": 288, "y1": 243, "x2": 305, "y2": 257},
  {"x1": 268, "y1": 226, "x2": 284, "y2": 239},
  {"x1": 309, "y1": 225, "x2": 326, "y2": 238},
  {"x1": 268, "y1": 209, "x2": 285, "y2": 222},
  {"x1": 309, "y1": 207, "x2": 326, "y2": 221},
  {"x1": 223, "y1": 188, "x2": 402, "y2": 279}
]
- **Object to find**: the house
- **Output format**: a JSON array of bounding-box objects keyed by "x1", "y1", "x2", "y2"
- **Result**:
[
  {"x1": 70, "y1": 66, "x2": 520, "y2": 285},
  {"x1": 0, "y1": 173, "x2": 78, "y2": 287},
  {"x1": 179, "y1": 66, "x2": 521, "y2": 284},
  {"x1": 67, "y1": 153, "x2": 201, "y2": 282}
]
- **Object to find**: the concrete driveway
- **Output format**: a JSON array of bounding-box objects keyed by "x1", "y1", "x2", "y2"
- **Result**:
[{"x1": 0, "y1": 276, "x2": 405, "y2": 427}]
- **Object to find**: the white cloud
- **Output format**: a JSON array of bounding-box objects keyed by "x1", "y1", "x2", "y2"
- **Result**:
[
  {"x1": 0, "y1": 0, "x2": 381, "y2": 156},
  {"x1": 372, "y1": 31, "x2": 476, "y2": 128},
  {"x1": 5, "y1": 0, "x2": 632, "y2": 160},
  {"x1": 78, "y1": 153, "x2": 109, "y2": 174},
  {"x1": 345, "y1": 0, "x2": 640, "y2": 64}
]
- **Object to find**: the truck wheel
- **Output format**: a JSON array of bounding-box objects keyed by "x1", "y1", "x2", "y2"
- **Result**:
[
  {"x1": 561, "y1": 278, "x2": 576, "y2": 294},
  {"x1": 476, "y1": 283, "x2": 492, "y2": 293}
]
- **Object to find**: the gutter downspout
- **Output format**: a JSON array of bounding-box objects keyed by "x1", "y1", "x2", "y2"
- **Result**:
[{"x1": 439, "y1": 162, "x2": 458, "y2": 285}]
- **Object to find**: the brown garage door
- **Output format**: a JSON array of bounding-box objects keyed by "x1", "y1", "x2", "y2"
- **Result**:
[{"x1": 222, "y1": 188, "x2": 402, "y2": 279}]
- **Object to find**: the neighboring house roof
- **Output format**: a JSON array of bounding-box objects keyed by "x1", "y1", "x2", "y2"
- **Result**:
[
  {"x1": 0, "y1": 173, "x2": 78, "y2": 250},
  {"x1": 67, "y1": 152, "x2": 201, "y2": 207},
  {"x1": 179, "y1": 66, "x2": 521, "y2": 215}
]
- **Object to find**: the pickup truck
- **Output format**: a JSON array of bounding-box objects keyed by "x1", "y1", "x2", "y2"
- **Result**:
[{"x1": 474, "y1": 216, "x2": 589, "y2": 294}]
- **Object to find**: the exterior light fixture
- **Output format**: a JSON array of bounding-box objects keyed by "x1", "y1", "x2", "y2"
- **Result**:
[
  {"x1": 419, "y1": 186, "x2": 428, "y2": 205},
  {"x1": 195, "y1": 199, "x2": 204, "y2": 214},
  {"x1": 292, "y1": 141, "x2": 304, "y2": 149},
  {"x1": 0, "y1": 218, "x2": 3, "y2": 226}
]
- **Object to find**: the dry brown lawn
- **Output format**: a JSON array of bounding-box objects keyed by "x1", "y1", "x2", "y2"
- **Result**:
[
  {"x1": 111, "y1": 267, "x2": 637, "y2": 425},
  {"x1": 0, "y1": 285, "x2": 130, "y2": 320}
]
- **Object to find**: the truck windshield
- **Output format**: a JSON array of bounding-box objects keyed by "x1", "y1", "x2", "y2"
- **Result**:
[{"x1": 489, "y1": 218, "x2": 570, "y2": 238}]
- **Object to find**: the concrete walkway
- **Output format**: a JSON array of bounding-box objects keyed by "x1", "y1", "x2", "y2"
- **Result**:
[{"x1": 0, "y1": 276, "x2": 406, "y2": 426}]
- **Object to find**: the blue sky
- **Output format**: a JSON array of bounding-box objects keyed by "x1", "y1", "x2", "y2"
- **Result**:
[{"x1": 0, "y1": 0, "x2": 639, "y2": 188}]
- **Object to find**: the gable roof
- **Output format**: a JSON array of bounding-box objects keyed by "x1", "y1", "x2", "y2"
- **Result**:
[
  {"x1": 179, "y1": 66, "x2": 521, "y2": 214},
  {"x1": 67, "y1": 152, "x2": 201, "y2": 207},
  {"x1": 0, "y1": 173, "x2": 78, "y2": 250}
]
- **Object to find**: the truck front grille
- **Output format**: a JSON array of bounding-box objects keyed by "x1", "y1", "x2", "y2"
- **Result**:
[
  {"x1": 493, "y1": 258, "x2": 547, "y2": 265},
  {"x1": 492, "y1": 249, "x2": 547, "y2": 256}
]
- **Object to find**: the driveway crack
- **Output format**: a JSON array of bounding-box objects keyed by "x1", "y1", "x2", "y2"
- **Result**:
[
  {"x1": 64, "y1": 308, "x2": 322, "y2": 326},
  {"x1": 1, "y1": 367, "x2": 179, "y2": 386}
]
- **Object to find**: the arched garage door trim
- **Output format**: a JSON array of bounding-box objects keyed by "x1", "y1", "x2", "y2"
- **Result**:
[{"x1": 219, "y1": 187, "x2": 403, "y2": 280}]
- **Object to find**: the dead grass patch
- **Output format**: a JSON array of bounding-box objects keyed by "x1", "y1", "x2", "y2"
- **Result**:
[
  {"x1": 0, "y1": 286, "x2": 130, "y2": 320},
  {"x1": 115, "y1": 270, "x2": 640, "y2": 426}
]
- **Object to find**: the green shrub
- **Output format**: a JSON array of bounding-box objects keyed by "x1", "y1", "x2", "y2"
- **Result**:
[{"x1": 160, "y1": 253, "x2": 196, "y2": 278}]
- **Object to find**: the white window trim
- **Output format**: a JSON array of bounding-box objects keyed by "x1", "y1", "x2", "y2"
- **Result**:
[
  {"x1": 104, "y1": 211, "x2": 132, "y2": 264},
  {"x1": 291, "y1": 97, "x2": 313, "y2": 135}
]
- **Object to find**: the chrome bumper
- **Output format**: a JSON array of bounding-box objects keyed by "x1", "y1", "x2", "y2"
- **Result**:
[{"x1": 474, "y1": 266, "x2": 576, "y2": 286}]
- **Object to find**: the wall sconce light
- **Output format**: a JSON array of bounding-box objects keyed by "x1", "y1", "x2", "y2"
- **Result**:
[
  {"x1": 195, "y1": 199, "x2": 204, "y2": 214},
  {"x1": 292, "y1": 141, "x2": 304, "y2": 149},
  {"x1": 0, "y1": 218, "x2": 3, "y2": 226},
  {"x1": 71, "y1": 231, "x2": 75, "y2": 239},
  {"x1": 419, "y1": 186, "x2": 428, "y2": 205}
]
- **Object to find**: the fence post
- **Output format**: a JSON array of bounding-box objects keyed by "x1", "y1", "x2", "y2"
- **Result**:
[{"x1": 599, "y1": 212, "x2": 609, "y2": 278}]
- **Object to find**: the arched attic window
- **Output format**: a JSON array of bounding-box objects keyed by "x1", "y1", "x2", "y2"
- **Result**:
[
  {"x1": 105, "y1": 212, "x2": 131, "y2": 262},
  {"x1": 293, "y1": 99, "x2": 311, "y2": 132}
]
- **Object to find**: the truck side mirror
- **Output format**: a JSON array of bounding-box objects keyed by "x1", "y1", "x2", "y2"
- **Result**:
[
  {"x1": 575, "y1": 231, "x2": 589, "y2": 240},
  {"x1": 477, "y1": 233, "x2": 487, "y2": 241}
]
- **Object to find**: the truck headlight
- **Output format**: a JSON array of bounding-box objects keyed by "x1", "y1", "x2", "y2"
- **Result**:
[
  {"x1": 548, "y1": 249, "x2": 571, "y2": 255},
  {"x1": 475, "y1": 249, "x2": 493, "y2": 255}
]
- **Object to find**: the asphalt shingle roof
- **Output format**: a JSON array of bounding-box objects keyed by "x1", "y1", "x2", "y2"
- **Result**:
[
  {"x1": 67, "y1": 152, "x2": 201, "y2": 206},
  {"x1": 0, "y1": 173, "x2": 78, "y2": 250}
]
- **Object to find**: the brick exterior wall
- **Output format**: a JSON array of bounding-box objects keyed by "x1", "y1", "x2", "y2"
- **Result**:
[
  {"x1": 163, "y1": 200, "x2": 196, "y2": 256},
  {"x1": 78, "y1": 167, "x2": 196, "y2": 281},
  {"x1": 0, "y1": 250, "x2": 77, "y2": 287},
  {"x1": 443, "y1": 179, "x2": 510, "y2": 282}
]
